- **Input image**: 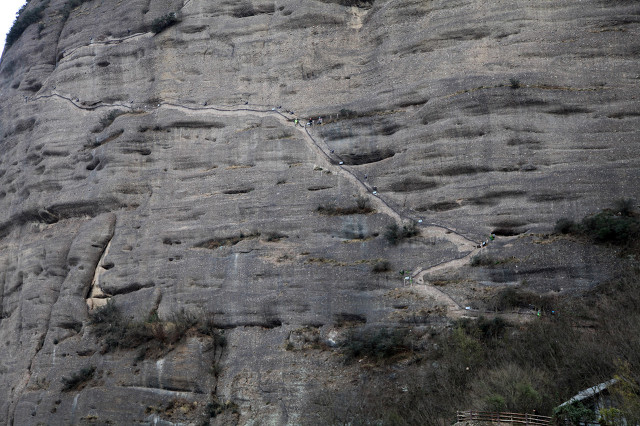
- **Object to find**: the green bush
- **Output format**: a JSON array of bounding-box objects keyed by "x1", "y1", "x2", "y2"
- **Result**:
[
  {"x1": 384, "y1": 221, "x2": 418, "y2": 245},
  {"x1": 553, "y1": 402, "x2": 595, "y2": 424},
  {"x1": 61, "y1": 0, "x2": 91, "y2": 21},
  {"x1": 6, "y1": 1, "x2": 48, "y2": 48},
  {"x1": 509, "y1": 78, "x2": 521, "y2": 89},
  {"x1": 555, "y1": 201, "x2": 638, "y2": 246},
  {"x1": 582, "y1": 211, "x2": 639, "y2": 244},
  {"x1": 151, "y1": 13, "x2": 178, "y2": 34}
]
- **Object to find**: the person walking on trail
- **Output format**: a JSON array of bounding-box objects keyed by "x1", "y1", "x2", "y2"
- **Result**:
[{"x1": 294, "y1": 119, "x2": 298, "y2": 125}]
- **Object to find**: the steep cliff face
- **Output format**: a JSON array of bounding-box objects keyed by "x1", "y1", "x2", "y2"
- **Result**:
[{"x1": 0, "y1": 0, "x2": 638, "y2": 423}]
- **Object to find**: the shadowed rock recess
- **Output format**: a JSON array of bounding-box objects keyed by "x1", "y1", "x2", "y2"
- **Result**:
[{"x1": 0, "y1": 0, "x2": 638, "y2": 423}]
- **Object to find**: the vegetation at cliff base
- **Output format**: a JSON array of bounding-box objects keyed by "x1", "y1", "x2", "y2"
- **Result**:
[
  {"x1": 61, "y1": 0, "x2": 92, "y2": 21},
  {"x1": 311, "y1": 201, "x2": 640, "y2": 424}
]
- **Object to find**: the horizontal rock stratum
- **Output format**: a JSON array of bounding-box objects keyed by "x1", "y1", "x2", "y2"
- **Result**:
[{"x1": 0, "y1": 0, "x2": 638, "y2": 424}]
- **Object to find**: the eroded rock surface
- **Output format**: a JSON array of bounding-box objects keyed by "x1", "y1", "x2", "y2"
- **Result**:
[{"x1": 0, "y1": 0, "x2": 638, "y2": 423}]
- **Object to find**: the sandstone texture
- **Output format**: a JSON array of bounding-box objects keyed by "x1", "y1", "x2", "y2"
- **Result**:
[{"x1": 0, "y1": 0, "x2": 638, "y2": 424}]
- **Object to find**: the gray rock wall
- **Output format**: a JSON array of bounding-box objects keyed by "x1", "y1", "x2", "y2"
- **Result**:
[{"x1": 0, "y1": 0, "x2": 638, "y2": 423}]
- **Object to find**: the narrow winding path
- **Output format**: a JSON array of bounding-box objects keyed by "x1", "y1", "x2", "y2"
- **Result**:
[{"x1": 27, "y1": 27, "x2": 493, "y2": 318}]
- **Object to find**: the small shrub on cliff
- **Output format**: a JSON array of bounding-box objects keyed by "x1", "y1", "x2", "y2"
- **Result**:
[
  {"x1": 94, "y1": 109, "x2": 125, "y2": 133},
  {"x1": 62, "y1": 0, "x2": 90, "y2": 19},
  {"x1": 89, "y1": 302, "x2": 224, "y2": 358},
  {"x1": 372, "y1": 260, "x2": 392, "y2": 273},
  {"x1": 555, "y1": 200, "x2": 639, "y2": 247},
  {"x1": 61, "y1": 366, "x2": 95, "y2": 391},
  {"x1": 6, "y1": 1, "x2": 48, "y2": 48},
  {"x1": 151, "y1": 13, "x2": 178, "y2": 34},
  {"x1": 384, "y1": 221, "x2": 419, "y2": 245}
]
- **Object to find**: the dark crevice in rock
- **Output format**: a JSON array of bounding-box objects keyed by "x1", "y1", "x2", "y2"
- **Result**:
[
  {"x1": 121, "y1": 147, "x2": 152, "y2": 156},
  {"x1": 491, "y1": 219, "x2": 528, "y2": 228},
  {"x1": 417, "y1": 201, "x2": 462, "y2": 212},
  {"x1": 546, "y1": 105, "x2": 592, "y2": 115},
  {"x1": 389, "y1": 178, "x2": 438, "y2": 193},
  {"x1": 0, "y1": 198, "x2": 123, "y2": 239},
  {"x1": 195, "y1": 233, "x2": 260, "y2": 249},
  {"x1": 106, "y1": 281, "x2": 154, "y2": 297},
  {"x1": 341, "y1": 149, "x2": 395, "y2": 165},
  {"x1": 216, "y1": 319, "x2": 283, "y2": 329},
  {"x1": 231, "y1": 2, "x2": 276, "y2": 18},
  {"x1": 222, "y1": 187, "x2": 254, "y2": 195},
  {"x1": 491, "y1": 227, "x2": 524, "y2": 236},
  {"x1": 468, "y1": 190, "x2": 527, "y2": 206},
  {"x1": 529, "y1": 193, "x2": 580, "y2": 203},
  {"x1": 165, "y1": 120, "x2": 226, "y2": 129},
  {"x1": 307, "y1": 185, "x2": 333, "y2": 191},
  {"x1": 396, "y1": 97, "x2": 429, "y2": 108},
  {"x1": 423, "y1": 165, "x2": 493, "y2": 177},
  {"x1": 333, "y1": 313, "x2": 367, "y2": 326}
]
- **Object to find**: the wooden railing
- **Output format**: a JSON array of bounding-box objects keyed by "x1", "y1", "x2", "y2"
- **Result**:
[{"x1": 457, "y1": 410, "x2": 552, "y2": 425}]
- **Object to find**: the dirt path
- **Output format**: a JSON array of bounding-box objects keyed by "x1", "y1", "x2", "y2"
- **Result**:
[
  {"x1": 162, "y1": 104, "x2": 405, "y2": 223},
  {"x1": 160, "y1": 104, "x2": 488, "y2": 320},
  {"x1": 411, "y1": 283, "x2": 465, "y2": 318},
  {"x1": 35, "y1": 90, "x2": 489, "y2": 320}
]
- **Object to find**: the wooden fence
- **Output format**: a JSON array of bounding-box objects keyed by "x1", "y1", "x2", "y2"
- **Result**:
[{"x1": 457, "y1": 411, "x2": 552, "y2": 425}]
